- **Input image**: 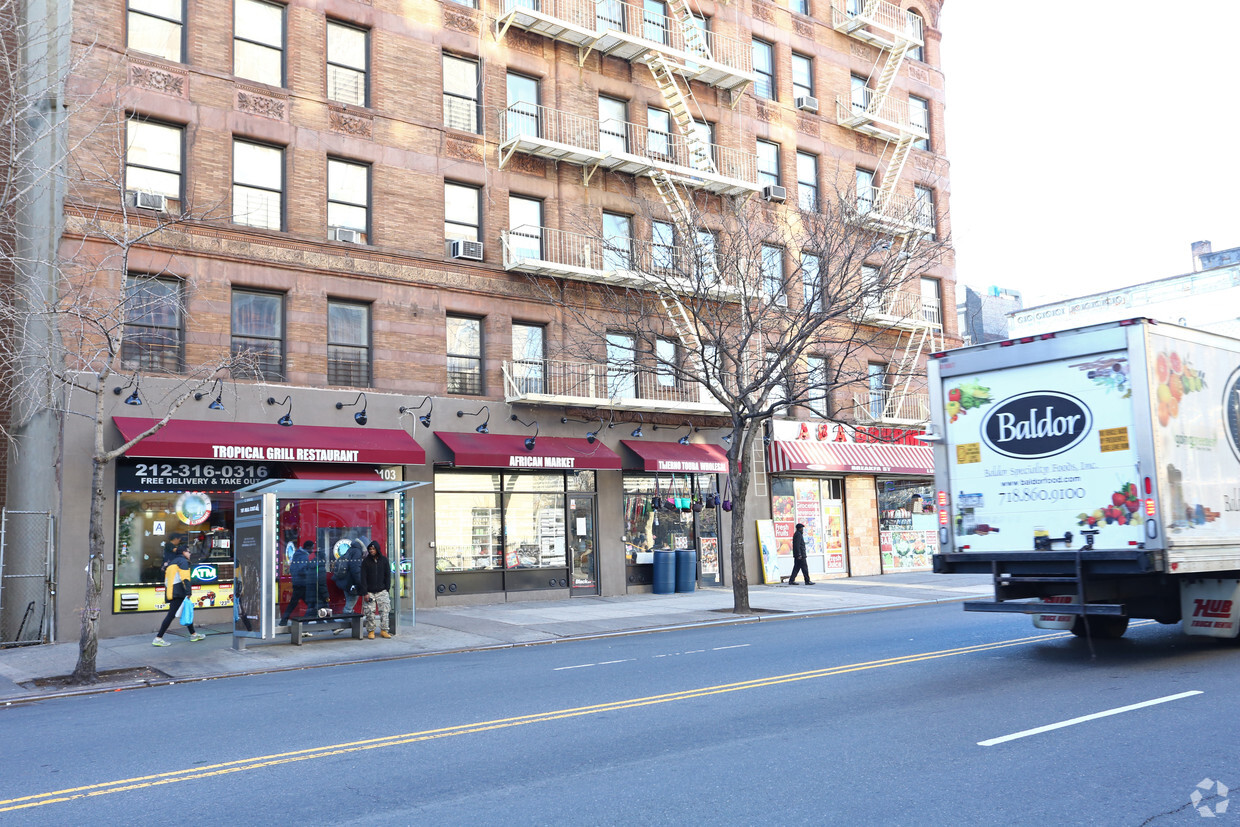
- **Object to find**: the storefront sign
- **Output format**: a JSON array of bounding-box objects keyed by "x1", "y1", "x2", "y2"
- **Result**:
[
  {"x1": 508, "y1": 455, "x2": 576, "y2": 468},
  {"x1": 116, "y1": 460, "x2": 279, "y2": 491},
  {"x1": 650, "y1": 459, "x2": 727, "y2": 473},
  {"x1": 772, "y1": 420, "x2": 924, "y2": 445},
  {"x1": 175, "y1": 492, "x2": 212, "y2": 525}
]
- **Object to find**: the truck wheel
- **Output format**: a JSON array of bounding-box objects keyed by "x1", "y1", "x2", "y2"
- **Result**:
[{"x1": 1070, "y1": 615, "x2": 1129, "y2": 639}]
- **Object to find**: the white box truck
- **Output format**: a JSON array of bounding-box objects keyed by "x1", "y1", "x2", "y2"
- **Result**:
[{"x1": 930, "y1": 318, "x2": 1240, "y2": 639}]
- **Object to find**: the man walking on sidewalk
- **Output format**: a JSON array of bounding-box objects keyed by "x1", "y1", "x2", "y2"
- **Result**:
[
  {"x1": 788, "y1": 523, "x2": 813, "y2": 585},
  {"x1": 360, "y1": 540, "x2": 392, "y2": 639}
]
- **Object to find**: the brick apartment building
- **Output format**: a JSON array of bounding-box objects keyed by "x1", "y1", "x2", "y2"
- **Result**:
[{"x1": 4, "y1": 0, "x2": 956, "y2": 641}]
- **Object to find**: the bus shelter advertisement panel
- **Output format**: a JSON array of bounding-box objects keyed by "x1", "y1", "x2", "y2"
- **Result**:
[
  {"x1": 1149, "y1": 332, "x2": 1240, "y2": 545},
  {"x1": 945, "y1": 350, "x2": 1141, "y2": 551}
]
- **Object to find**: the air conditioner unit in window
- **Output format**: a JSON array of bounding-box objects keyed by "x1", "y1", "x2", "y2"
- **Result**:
[
  {"x1": 794, "y1": 96, "x2": 819, "y2": 113},
  {"x1": 329, "y1": 226, "x2": 362, "y2": 243},
  {"x1": 127, "y1": 190, "x2": 167, "y2": 212},
  {"x1": 450, "y1": 239, "x2": 484, "y2": 261},
  {"x1": 762, "y1": 185, "x2": 786, "y2": 203}
]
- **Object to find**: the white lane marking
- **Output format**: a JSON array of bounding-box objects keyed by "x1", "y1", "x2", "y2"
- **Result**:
[
  {"x1": 978, "y1": 691, "x2": 1203, "y2": 746},
  {"x1": 598, "y1": 659, "x2": 636, "y2": 666},
  {"x1": 712, "y1": 644, "x2": 750, "y2": 651},
  {"x1": 554, "y1": 663, "x2": 596, "y2": 671}
]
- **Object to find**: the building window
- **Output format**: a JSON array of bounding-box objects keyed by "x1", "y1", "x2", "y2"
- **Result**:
[
  {"x1": 791, "y1": 53, "x2": 813, "y2": 100},
  {"x1": 234, "y1": 0, "x2": 284, "y2": 87},
  {"x1": 920, "y1": 277, "x2": 942, "y2": 327},
  {"x1": 752, "y1": 38, "x2": 774, "y2": 99},
  {"x1": 653, "y1": 220, "x2": 675, "y2": 270},
  {"x1": 232, "y1": 139, "x2": 283, "y2": 230},
  {"x1": 696, "y1": 228, "x2": 718, "y2": 281},
  {"x1": 801, "y1": 252, "x2": 822, "y2": 312},
  {"x1": 126, "y1": 118, "x2": 182, "y2": 204},
  {"x1": 122, "y1": 275, "x2": 183, "y2": 373},
  {"x1": 648, "y1": 107, "x2": 671, "y2": 158},
  {"x1": 915, "y1": 185, "x2": 936, "y2": 237},
  {"x1": 856, "y1": 167, "x2": 875, "y2": 214},
  {"x1": 861, "y1": 263, "x2": 882, "y2": 314},
  {"x1": 907, "y1": 11, "x2": 925, "y2": 61},
  {"x1": 511, "y1": 322, "x2": 545, "y2": 394},
  {"x1": 655, "y1": 337, "x2": 678, "y2": 389},
  {"x1": 508, "y1": 195, "x2": 543, "y2": 261},
  {"x1": 692, "y1": 118, "x2": 716, "y2": 167},
  {"x1": 762, "y1": 244, "x2": 785, "y2": 306},
  {"x1": 602, "y1": 212, "x2": 632, "y2": 270},
  {"x1": 596, "y1": 0, "x2": 624, "y2": 31},
  {"x1": 445, "y1": 182, "x2": 481, "y2": 242},
  {"x1": 642, "y1": 0, "x2": 668, "y2": 43},
  {"x1": 446, "y1": 0, "x2": 477, "y2": 9},
  {"x1": 231, "y1": 289, "x2": 284, "y2": 380},
  {"x1": 328, "y1": 158, "x2": 369, "y2": 242},
  {"x1": 757, "y1": 140, "x2": 780, "y2": 187},
  {"x1": 599, "y1": 96, "x2": 628, "y2": 154},
  {"x1": 909, "y1": 95, "x2": 929, "y2": 151},
  {"x1": 443, "y1": 53, "x2": 480, "y2": 134},
  {"x1": 446, "y1": 315, "x2": 483, "y2": 395},
  {"x1": 128, "y1": 0, "x2": 183, "y2": 61},
  {"x1": 506, "y1": 71, "x2": 539, "y2": 141},
  {"x1": 807, "y1": 356, "x2": 829, "y2": 417},
  {"x1": 327, "y1": 300, "x2": 371, "y2": 386},
  {"x1": 868, "y1": 362, "x2": 887, "y2": 419},
  {"x1": 796, "y1": 151, "x2": 818, "y2": 212},
  {"x1": 607, "y1": 333, "x2": 636, "y2": 398},
  {"x1": 851, "y1": 74, "x2": 868, "y2": 114},
  {"x1": 326, "y1": 21, "x2": 368, "y2": 106},
  {"x1": 790, "y1": 0, "x2": 809, "y2": 14},
  {"x1": 748, "y1": 39, "x2": 768, "y2": 100}
]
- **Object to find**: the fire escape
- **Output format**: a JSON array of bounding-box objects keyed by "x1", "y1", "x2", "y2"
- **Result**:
[{"x1": 831, "y1": 0, "x2": 935, "y2": 425}]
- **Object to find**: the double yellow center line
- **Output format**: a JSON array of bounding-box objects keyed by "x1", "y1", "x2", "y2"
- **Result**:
[{"x1": 0, "y1": 630, "x2": 1069, "y2": 812}]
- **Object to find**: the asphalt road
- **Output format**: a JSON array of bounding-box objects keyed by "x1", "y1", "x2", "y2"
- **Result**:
[{"x1": 2, "y1": 603, "x2": 1236, "y2": 825}]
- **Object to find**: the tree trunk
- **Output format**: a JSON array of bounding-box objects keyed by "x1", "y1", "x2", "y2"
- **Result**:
[
  {"x1": 727, "y1": 425, "x2": 755, "y2": 614},
  {"x1": 70, "y1": 455, "x2": 107, "y2": 683}
]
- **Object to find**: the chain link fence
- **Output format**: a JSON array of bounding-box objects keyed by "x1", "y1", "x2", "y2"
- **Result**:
[{"x1": 0, "y1": 510, "x2": 55, "y2": 646}]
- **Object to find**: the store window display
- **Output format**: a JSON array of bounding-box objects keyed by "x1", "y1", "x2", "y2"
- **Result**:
[
  {"x1": 769, "y1": 477, "x2": 846, "y2": 579},
  {"x1": 622, "y1": 474, "x2": 720, "y2": 586},
  {"x1": 877, "y1": 477, "x2": 936, "y2": 572}
]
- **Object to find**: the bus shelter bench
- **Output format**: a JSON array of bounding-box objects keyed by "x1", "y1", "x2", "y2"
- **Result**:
[{"x1": 288, "y1": 612, "x2": 365, "y2": 644}]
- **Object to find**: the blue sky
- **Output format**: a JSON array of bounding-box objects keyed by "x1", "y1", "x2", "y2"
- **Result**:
[{"x1": 939, "y1": 1, "x2": 1240, "y2": 306}]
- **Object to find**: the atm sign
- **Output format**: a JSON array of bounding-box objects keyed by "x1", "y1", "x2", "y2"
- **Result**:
[{"x1": 192, "y1": 565, "x2": 218, "y2": 583}]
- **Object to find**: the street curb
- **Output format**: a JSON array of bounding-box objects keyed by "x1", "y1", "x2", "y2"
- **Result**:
[{"x1": 0, "y1": 595, "x2": 978, "y2": 707}]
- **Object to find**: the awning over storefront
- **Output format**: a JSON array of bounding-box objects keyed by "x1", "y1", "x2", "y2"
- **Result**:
[
  {"x1": 621, "y1": 440, "x2": 728, "y2": 473},
  {"x1": 114, "y1": 417, "x2": 426, "y2": 465},
  {"x1": 768, "y1": 439, "x2": 933, "y2": 475},
  {"x1": 287, "y1": 465, "x2": 382, "y2": 480},
  {"x1": 435, "y1": 431, "x2": 622, "y2": 470}
]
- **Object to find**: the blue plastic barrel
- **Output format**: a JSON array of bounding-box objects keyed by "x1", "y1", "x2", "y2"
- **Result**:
[
  {"x1": 675, "y1": 549, "x2": 697, "y2": 593},
  {"x1": 653, "y1": 549, "x2": 676, "y2": 594}
]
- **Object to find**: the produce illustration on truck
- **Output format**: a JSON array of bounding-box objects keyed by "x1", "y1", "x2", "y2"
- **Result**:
[
  {"x1": 1075, "y1": 482, "x2": 1139, "y2": 529},
  {"x1": 1152, "y1": 348, "x2": 1206, "y2": 426},
  {"x1": 945, "y1": 379, "x2": 992, "y2": 423}
]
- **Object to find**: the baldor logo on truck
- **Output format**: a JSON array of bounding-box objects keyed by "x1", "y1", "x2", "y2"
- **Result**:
[{"x1": 980, "y1": 391, "x2": 1092, "y2": 459}]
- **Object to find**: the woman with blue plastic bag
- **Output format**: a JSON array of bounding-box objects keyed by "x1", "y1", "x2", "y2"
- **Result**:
[{"x1": 153, "y1": 545, "x2": 205, "y2": 646}]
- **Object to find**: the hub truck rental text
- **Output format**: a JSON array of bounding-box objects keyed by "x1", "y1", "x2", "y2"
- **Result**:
[{"x1": 929, "y1": 317, "x2": 1240, "y2": 639}]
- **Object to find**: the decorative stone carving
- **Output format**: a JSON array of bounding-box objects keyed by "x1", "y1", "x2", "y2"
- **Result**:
[
  {"x1": 796, "y1": 114, "x2": 818, "y2": 136},
  {"x1": 752, "y1": 0, "x2": 775, "y2": 22},
  {"x1": 506, "y1": 153, "x2": 545, "y2": 176},
  {"x1": 444, "y1": 8, "x2": 479, "y2": 34},
  {"x1": 856, "y1": 135, "x2": 877, "y2": 155},
  {"x1": 446, "y1": 136, "x2": 482, "y2": 161},
  {"x1": 329, "y1": 108, "x2": 374, "y2": 139},
  {"x1": 793, "y1": 18, "x2": 812, "y2": 37},
  {"x1": 850, "y1": 42, "x2": 872, "y2": 60},
  {"x1": 908, "y1": 65, "x2": 930, "y2": 84},
  {"x1": 128, "y1": 63, "x2": 186, "y2": 97},
  {"x1": 755, "y1": 99, "x2": 775, "y2": 122},
  {"x1": 236, "y1": 89, "x2": 287, "y2": 120},
  {"x1": 505, "y1": 30, "x2": 543, "y2": 55}
]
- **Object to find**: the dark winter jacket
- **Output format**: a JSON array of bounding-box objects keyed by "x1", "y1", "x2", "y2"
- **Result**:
[
  {"x1": 360, "y1": 552, "x2": 391, "y2": 595},
  {"x1": 336, "y1": 540, "x2": 365, "y2": 595},
  {"x1": 792, "y1": 529, "x2": 807, "y2": 559},
  {"x1": 289, "y1": 548, "x2": 311, "y2": 586}
]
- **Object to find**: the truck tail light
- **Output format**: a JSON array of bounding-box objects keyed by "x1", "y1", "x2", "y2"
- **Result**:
[
  {"x1": 1145, "y1": 498, "x2": 1156, "y2": 516},
  {"x1": 1144, "y1": 476, "x2": 1153, "y2": 495}
]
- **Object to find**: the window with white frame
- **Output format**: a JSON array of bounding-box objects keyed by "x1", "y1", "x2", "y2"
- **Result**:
[
  {"x1": 757, "y1": 140, "x2": 780, "y2": 188},
  {"x1": 915, "y1": 185, "x2": 936, "y2": 237},
  {"x1": 126, "y1": 118, "x2": 182, "y2": 204},
  {"x1": 443, "y1": 54, "x2": 480, "y2": 133},
  {"x1": 508, "y1": 195, "x2": 543, "y2": 261},
  {"x1": 607, "y1": 332, "x2": 636, "y2": 398},
  {"x1": 695, "y1": 228, "x2": 718, "y2": 282},
  {"x1": 762, "y1": 244, "x2": 785, "y2": 306},
  {"x1": 653, "y1": 220, "x2": 676, "y2": 270},
  {"x1": 796, "y1": 151, "x2": 818, "y2": 212},
  {"x1": 232, "y1": 139, "x2": 283, "y2": 230},
  {"x1": 856, "y1": 167, "x2": 875, "y2": 214},
  {"x1": 602, "y1": 212, "x2": 632, "y2": 270},
  {"x1": 752, "y1": 38, "x2": 774, "y2": 99},
  {"x1": 445, "y1": 181, "x2": 480, "y2": 242},
  {"x1": 506, "y1": 72, "x2": 539, "y2": 140},
  {"x1": 801, "y1": 251, "x2": 822, "y2": 312},
  {"x1": 648, "y1": 107, "x2": 671, "y2": 158},
  {"x1": 806, "y1": 356, "x2": 829, "y2": 417},
  {"x1": 327, "y1": 21, "x2": 368, "y2": 106},
  {"x1": 909, "y1": 95, "x2": 929, "y2": 151},
  {"x1": 447, "y1": 315, "x2": 483, "y2": 395},
  {"x1": 128, "y1": 0, "x2": 183, "y2": 61},
  {"x1": 851, "y1": 74, "x2": 868, "y2": 114},
  {"x1": 327, "y1": 300, "x2": 371, "y2": 387},
  {"x1": 234, "y1": 0, "x2": 284, "y2": 86},
  {"x1": 328, "y1": 158, "x2": 369, "y2": 241},
  {"x1": 599, "y1": 96, "x2": 628, "y2": 154},
  {"x1": 511, "y1": 322, "x2": 545, "y2": 394},
  {"x1": 656, "y1": 338, "x2": 678, "y2": 389},
  {"x1": 907, "y1": 11, "x2": 925, "y2": 61},
  {"x1": 791, "y1": 53, "x2": 813, "y2": 100}
]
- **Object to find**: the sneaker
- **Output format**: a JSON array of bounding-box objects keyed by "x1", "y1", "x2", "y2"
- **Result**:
[
  {"x1": 152, "y1": 637, "x2": 170, "y2": 647},
  {"x1": 189, "y1": 633, "x2": 206, "y2": 642}
]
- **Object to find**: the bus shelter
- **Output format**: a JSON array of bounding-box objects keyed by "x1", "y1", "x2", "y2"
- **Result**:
[{"x1": 231, "y1": 477, "x2": 427, "y2": 647}]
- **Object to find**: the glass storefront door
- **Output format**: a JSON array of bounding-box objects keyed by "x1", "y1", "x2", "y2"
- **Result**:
[{"x1": 568, "y1": 495, "x2": 597, "y2": 594}]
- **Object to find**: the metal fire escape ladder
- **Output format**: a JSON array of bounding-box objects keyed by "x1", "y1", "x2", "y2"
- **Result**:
[
  {"x1": 881, "y1": 234, "x2": 936, "y2": 422},
  {"x1": 869, "y1": 40, "x2": 914, "y2": 214},
  {"x1": 646, "y1": 53, "x2": 717, "y2": 175}
]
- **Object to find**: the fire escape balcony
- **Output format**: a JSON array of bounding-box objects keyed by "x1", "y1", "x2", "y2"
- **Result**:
[
  {"x1": 501, "y1": 224, "x2": 738, "y2": 299},
  {"x1": 498, "y1": 104, "x2": 759, "y2": 196},
  {"x1": 852, "y1": 293, "x2": 942, "y2": 332},
  {"x1": 496, "y1": 0, "x2": 755, "y2": 92},
  {"x1": 851, "y1": 389, "x2": 929, "y2": 426},
  {"x1": 847, "y1": 187, "x2": 935, "y2": 237},
  {"x1": 503, "y1": 358, "x2": 727, "y2": 414},
  {"x1": 828, "y1": 0, "x2": 924, "y2": 50},
  {"x1": 835, "y1": 88, "x2": 928, "y2": 143}
]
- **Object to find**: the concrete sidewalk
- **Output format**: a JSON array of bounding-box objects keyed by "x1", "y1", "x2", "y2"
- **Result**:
[{"x1": 0, "y1": 572, "x2": 993, "y2": 704}]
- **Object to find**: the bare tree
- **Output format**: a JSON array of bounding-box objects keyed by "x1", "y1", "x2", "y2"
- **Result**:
[
  {"x1": 528, "y1": 176, "x2": 949, "y2": 612},
  {"x1": 0, "y1": 28, "x2": 254, "y2": 680}
]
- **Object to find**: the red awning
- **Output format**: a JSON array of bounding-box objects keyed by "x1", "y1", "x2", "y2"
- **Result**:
[
  {"x1": 288, "y1": 465, "x2": 382, "y2": 480},
  {"x1": 621, "y1": 440, "x2": 728, "y2": 473},
  {"x1": 114, "y1": 417, "x2": 425, "y2": 465},
  {"x1": 767, "y1": 439, "x2": 933, "y2": 476},
  {"x1": 436, "y1": 431, "x2": 622, "y2": 470}
]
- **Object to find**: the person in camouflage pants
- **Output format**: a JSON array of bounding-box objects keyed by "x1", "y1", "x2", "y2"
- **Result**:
[{"x1": 360, "y1": 540, "x2": 392, "y2": 639}]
